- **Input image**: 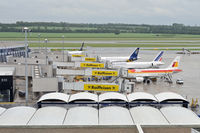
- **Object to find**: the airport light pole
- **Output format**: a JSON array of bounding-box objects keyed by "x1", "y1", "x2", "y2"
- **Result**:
[
  {"x1": 24, "y1": 27, "x2": 29, "y2": 106},
  {"x1": 62, "y1": 35, "x2": 64, "y2": 62},
  {"x1": 45, "y1": 38, "x2": 48, "y2": 65},
  {"x1": 38, "y1": 33, "x2": 41, "y2": 50}
]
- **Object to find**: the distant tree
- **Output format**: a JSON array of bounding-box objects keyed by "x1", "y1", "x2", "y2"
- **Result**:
[
  {"x1": 44, "y1": 26, "x2": 47, "y2": 31},
  {"x1": 37, "y1": 26, "x2": 40, "y2": 31},
  {"x1": 114, "y1": 30, "x2": 120, "y2": 35}
]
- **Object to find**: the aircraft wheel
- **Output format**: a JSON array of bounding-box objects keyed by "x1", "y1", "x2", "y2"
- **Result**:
[{"x1": 147, "y1": 79, "x2": 151, "y2": 84}]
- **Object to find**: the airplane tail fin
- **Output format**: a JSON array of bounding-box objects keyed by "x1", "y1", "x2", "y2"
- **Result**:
[
  {"x1": 127, "y1": 48, "x2": 140, "y2": 62},
  {"x1": 80, "y1": 42, "x2": 84, "y2": 51},
  {"x1": 153, "y1": 51, "x2": 164, "y2": 62},
  {"x1": 167, "y1": 56, "x2": 181, "y2": 69}
]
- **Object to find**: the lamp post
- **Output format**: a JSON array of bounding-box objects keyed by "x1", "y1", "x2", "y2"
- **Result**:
[
  {"x1": 38, "y1": 33, "x2": 41, "y2": 50},
  {"x1": 62, "y1": 35, "x2": 64, "y2": 62},
  {"x1": 45, "y1": 38, "x2": 48, "y2": 65},
  {"x1": 24, "y1": 27, "x2": 29, "y2": 106}
]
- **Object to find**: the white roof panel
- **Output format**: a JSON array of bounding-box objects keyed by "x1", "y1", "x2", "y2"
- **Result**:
[
  {"x1": 155, "y1": 92, "x2": 188, "y2": 103},
  {"x1": 28, "y1": 106, "x2": 67, "y2": 125},
  {"x1": 0, "y1": 67, "x2": 15, "y2": 76},
  {"x1": 0, "y1": 106, "x2": 36, "y2": 125},
  {"x1": 0, "y1": 107, "x2": 6, "y2": 115},
  {"x1": 127, "y1": 92, "x2": 158, "y2": 102},
  {"x1": 99, "y1": 92, "x2": 128, "y2": 102},
  {"x1": 68, "y1": 92, "x2": 98, "y2": 103},
  {"x1": 99, "y1": 106, "x2": 134, "y2": 125},
  {"x1": 37, "y1": 92, "x2": 70, "y2": 103},
  {"x1": 130, "y1": 106, "x2": 169, "y2": 125},
  {"x1": 63, "y1": 106, "x2": 98, "y2": 125},
  {"x1": 161, "y1": 106, "x2": 200, "y2": 125}
]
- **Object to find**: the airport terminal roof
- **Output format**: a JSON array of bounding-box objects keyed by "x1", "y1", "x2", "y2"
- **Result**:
[
  {"x1": 99, "y1": 92, "x2": 128, "y2": 102},
  {"x1": 0, "y1": 106, "x2": 199, "y2": 126},
  {"x1": 28, "y1": 106, "x2": 67, "y2": 125},
  {"x1": 130, "y1": 106, "x2": 169, "y2": 125},
  {"x1": 38, "y1": 92, "x2": 70, "y2": 103},
  {"x1": 68, "y1": 92, "x2": 98, "y2": 103},
  {"x1": 63, "y1": 106, "x2": 98, "y2": 125},
  {"x1": 99, "y1": 106, "x2": 134, "y2": 125},
  {"x1": 37, "y1": 92, "x2": 188, "y2": 104},
  {"x1": 0, "y1": 106, "x2": 36, "y2": 125},
  {"x1": 161, "y1": 106, "x2": 200, "y2": 125},
  {"x1": 0, "y1": 107, "x2": 6, "y2": 115},
  {"x1": 0, "y1": 66, "x2": 15, "y2": 76},
  {"x1": 155, "y1": 92, "x2": 188, "y2": 103},
  {"x1": 127, "y1": 92, "x2": 158, "y2": 102}
]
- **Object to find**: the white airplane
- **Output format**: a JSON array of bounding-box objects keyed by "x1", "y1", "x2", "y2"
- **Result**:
[
  {"x1": 67, "y1": 42, "x2": 85, "y2": 55},
  {"x1": 111, "y1": 51, "x2": 164, "y2": 69},
  {"x1": 100, "y1": 48, "x2": 140, "y2": 62},
  {"x1": 127, "y1": 56, "x2": 182, "y2": 82}
]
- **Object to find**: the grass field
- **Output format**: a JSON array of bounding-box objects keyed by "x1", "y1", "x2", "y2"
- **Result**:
[
  {"x1": 1, "y1": 32, "x2": 200, "y2": 41},
  {"x1": 1, "y1": 32, "x2": 200, "y2": 49},
  {"x1": 29, "y1": 43, "x2": 200, "y2": 48}
]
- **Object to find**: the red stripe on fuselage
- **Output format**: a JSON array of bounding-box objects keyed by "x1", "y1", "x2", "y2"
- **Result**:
[{"x1": 128, "y1": 69, "x2": 182, "y2": 73}]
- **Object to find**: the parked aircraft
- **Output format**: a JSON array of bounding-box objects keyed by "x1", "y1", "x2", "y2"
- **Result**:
[
  {"x1": 100, "y1": 48, "x2": 140, "y2": 62},
  {"x1": 127, "y1": 56, "x2": 182, "y2": 83},
  {"x1": 111, "y1": 51, "x2": 164, "y2": 69},
  {"x1": 67, "y1": 42, "x2": 85, "y2": 55}
]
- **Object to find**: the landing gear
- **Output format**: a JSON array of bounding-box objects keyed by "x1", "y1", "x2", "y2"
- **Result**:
[
  {"x1": 143, "y1": 79, "x2": 151, "y2": 84},
  {"x1": 146, "y1": 79, "x2": 151, "y2": 84},
  {"x1": 165, "y1": 74, "x2": 173, "y2": 83}
]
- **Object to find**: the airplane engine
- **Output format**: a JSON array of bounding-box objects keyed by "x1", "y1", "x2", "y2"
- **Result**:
[
  {"x1": 152, "y1": 62, "x2": 160, "y2": 68},
  {"x1": 136, "y1": 77, "x2": 144, "y2": 83}
]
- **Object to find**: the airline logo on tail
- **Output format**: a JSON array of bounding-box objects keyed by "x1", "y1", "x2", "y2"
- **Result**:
[
  {"x1": 168, "y1": 56, "x2": 182, "y2": 72},
  {"x1": 172, "y1": 62, "x2": 178, "y2": 67},
  {"x1": 154, "y1": 51, "x2": 164, "y2": 61},
  {"x1": 128, "y1": 48, "x2": 140, "y2": 62}
]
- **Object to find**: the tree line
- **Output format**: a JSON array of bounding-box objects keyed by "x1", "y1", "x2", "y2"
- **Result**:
[{"x1": 0, "y1": 21, "x2": 200, "y2": 34}]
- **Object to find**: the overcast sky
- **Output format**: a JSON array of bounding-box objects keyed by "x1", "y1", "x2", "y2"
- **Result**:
[{"x1": 0, "y1": 0, "x2": 200, "y2": 25}]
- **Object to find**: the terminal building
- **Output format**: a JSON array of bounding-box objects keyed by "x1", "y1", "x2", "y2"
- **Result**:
[{"x1": 0, "y1": 45, "x2": 29, "y2": 62}]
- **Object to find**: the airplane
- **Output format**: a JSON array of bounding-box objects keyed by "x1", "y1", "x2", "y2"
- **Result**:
[
  {"x1": 127, "y1": 56, "x2": 182, "y2": 83},
  {"x1": 67, "y1": 42, "x2": 85, "y2": 55},
  {"x1": 111, "y1": 51, "x2": 164, "y2": 69},
  {"x1": 100, "y1": 48, "x2": 140, "y2": 62}
]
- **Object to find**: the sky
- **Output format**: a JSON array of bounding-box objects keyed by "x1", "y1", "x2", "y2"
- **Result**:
[{"x1": 0, "y1": 0, "x2": 200, "y2": 25}]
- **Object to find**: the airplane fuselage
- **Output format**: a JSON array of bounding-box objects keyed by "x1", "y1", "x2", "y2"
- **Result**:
[
  {"x1": 100, "y1": 56, "x2": 130, "y2": 62},
  {"x1": 68, "y1": 51, "x2": 84, "y2": 54},
  {"x1": 128, "y1": 68, "x2": 182, "y2": 78},
  {"x1": 111, "y1": 61, "x2": 164, "y2": 69}
]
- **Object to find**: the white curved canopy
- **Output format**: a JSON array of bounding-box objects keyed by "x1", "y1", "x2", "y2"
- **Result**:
[
  {"x1": 0, "y1": 106, "x2": 36, "y2": 125},
  {"x1": 68, "y1": 92, "x2": 98, "y2": 103},
  {"x1": 0, "y1": 107, "x2": 6, "y2": 115},
  {"x1": 37, "y1": 92, "x2": 70, "y2": 103},
  {"x1": 155, "y1": 92, "x2": 188, "y2": 103},
  {"x1": 161, "y1": 106, "x2": 200, "y2": 125},
  {"x1": 28, "y1": 106, "x2": 67, "y2": 125},
  {"x1": 63, "y1": 106, "x2": 98, "y2": 125},
  {"x1": 130, "y1": 106, "x2": 169, "y2": 125},
  {"x1": 127, "y1": 92, "x2": 158, "y2": 102},
  {"x1": 99, "y1": 92, "x2": 128, "y2": 102},
  {"x1": 99, "y1": 106, "x2": 134, "y2": 125}
]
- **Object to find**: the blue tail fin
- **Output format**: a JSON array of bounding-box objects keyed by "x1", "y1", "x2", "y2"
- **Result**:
[
  {"x1": 153, "y1": 51, "x2": 164, "y2": 61},
  {"x1": 80, "y1": 42, "x2": 84, "y2": 51},
  {"x1": 128, "y1": 48, "x2": 140, "y2": 62}
]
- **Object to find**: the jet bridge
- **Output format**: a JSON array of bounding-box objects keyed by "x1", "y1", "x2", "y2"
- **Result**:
[
  {"x1": 69, "y1": 56, "x2": 100, "y2": 62},
  {"x1": 54, "y1": 61, "x2": 111, "y2": 69},
  {"x1": 64, "y1": 78, "x2": 134, "y2": 93},
  {"x1": 57, "y1": 68, "x2": 119, "y2": 76}
]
